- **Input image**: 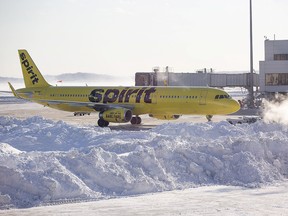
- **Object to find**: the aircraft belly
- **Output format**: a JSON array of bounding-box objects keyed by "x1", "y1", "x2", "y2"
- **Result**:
[
  {"x1": 150, "y1": 102, "x2": 187, "y2": 115},
  {"x1": 151, "y1": 101, "x2": 217, "y2": 115},
  {"x1": 132, "y1": 103, "x2": 152, "y2": 115},
  {"x1": 47, "y1": 103, "x2": 94, "y2": 112}
]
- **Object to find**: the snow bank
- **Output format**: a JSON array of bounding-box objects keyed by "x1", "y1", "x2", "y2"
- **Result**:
[{"x1": 0, "y1": 116, "x2": 288, "y2": 208}]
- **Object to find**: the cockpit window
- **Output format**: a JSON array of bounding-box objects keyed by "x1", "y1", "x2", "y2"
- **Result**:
[{"x1": 215, "y1": 94, "x2": 232, "y2": 99}]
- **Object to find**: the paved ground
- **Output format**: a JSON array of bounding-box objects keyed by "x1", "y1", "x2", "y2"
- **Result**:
[{"x1": 0, "y1": 100, "x2": 260, "y2": 129}]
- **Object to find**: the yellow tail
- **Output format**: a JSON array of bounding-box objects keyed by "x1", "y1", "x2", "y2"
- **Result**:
[{"x1": 18, "y1": 50, "x2": 50, "y2": 88}]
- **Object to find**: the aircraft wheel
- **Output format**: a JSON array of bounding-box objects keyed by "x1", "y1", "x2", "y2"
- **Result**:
[
  {"x1": 131, "y1": 116, "x2": 142, "y2": 125},
  {"x1": 130, "y1": 117, "x2": 137, "y2": 125},
  {"x1": 136, "y1": 116, "x2": 142, "y2": 124},
  {"x1": 206, "y1": 115, "x2": 213, "y2": 122},
  {"x1": 98, "y1": 118, "x2": 109, "y2": 127}
]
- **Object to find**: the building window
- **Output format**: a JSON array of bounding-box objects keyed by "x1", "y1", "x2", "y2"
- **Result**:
[
  {"x1": 265, "y1": 73, "x2": 288, "y2": 86},
  {"x1": 274, "y1": 54, "x2": 288, "y2": 61}
]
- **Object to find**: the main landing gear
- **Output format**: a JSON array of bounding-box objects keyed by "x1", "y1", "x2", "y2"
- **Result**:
[
  {"x1": 97, "y1": 116, "x2": 142, "y2": 127},
  {"x1": 130, "y1": 116, "x2": 142, "y2": 125},
  {"x1": 98, "y1": 118, "x2": 109, "y2": 127}
]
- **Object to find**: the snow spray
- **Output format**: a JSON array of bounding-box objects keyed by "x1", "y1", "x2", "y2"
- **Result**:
[{"x1": 262, "y1": 94, "x2": 288, "y2": 125}]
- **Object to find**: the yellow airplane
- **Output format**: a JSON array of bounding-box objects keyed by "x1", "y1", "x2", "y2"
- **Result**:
[{"x1": 9, "y1": 50, "x2": 240, "y2": 127}]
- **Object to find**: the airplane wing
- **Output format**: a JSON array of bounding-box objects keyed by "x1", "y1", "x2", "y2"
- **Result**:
[{"x1": 35, "y1": 98, "x2": 135, "y2": 112}]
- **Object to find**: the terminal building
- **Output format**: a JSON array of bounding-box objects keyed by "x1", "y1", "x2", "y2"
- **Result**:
[{"x1": 259, "y1": 40, "x2": 288, "y2": 93}]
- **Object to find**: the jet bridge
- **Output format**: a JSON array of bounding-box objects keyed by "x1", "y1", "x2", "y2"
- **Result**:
[{"x1": 135, "y1": 71, "x2": 259, "y2": 89}]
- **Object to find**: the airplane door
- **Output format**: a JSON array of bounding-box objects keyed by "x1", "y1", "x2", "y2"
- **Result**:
[
  {"x1": 151, "y1": 92, "x2": 157, "y2": 104},
  {"x1": 199, "y1": 90, "x2": 208, "y2": 105},
  {"x1": 148, "y1": 87, "x2": 157, "y2": 104}
]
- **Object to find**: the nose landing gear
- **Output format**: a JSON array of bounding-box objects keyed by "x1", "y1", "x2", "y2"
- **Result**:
[
  {"x1": 206, "y1": 115, "x2": 213, "y2": 122},
  {"x1": 98, "y1": 118, "x2": 109, "y2": 127}
]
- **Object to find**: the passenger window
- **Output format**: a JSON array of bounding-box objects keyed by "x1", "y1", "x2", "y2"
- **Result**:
[
  {"x1": 215, "y1": 95, "x2": 219, "y2": 99},
  {"x1": 219, "y1": 95, "x2": 224, "y2": 99}
]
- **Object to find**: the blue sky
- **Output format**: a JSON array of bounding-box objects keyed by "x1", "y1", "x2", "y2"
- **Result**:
[{"x1": 0, "y1": 0, "x2": 288, "y2": 78}]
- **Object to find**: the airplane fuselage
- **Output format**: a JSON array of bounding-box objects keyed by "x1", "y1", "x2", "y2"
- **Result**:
[{"x1": 16, "y1": 85, "x2": 239, "y2": 116}]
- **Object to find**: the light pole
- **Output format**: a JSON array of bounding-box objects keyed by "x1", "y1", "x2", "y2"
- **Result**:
[{"x1": 249, "y1": 0, "x2": 254, "y2": 108}]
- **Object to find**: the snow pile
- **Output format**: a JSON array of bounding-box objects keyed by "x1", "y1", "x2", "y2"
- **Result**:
[{"x1": 0, "y1": 116, "x2": 288, "y2": 208}]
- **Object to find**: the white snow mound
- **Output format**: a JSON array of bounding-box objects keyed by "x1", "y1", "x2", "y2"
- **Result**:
[
  {"x1": 0, "y1": 143, "x2": 22, "y2": 155},
  {"x1": 0, "y1": 116, "x2": 288, "y2": 208}
]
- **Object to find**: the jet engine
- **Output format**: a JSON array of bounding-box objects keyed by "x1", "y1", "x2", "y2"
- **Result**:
[
  {"x1": 99, "y1": 108, "x2": 132, "y2": 123},
  {"x1": 149, "y1": 114, "x2": 181, "y2": 120}
]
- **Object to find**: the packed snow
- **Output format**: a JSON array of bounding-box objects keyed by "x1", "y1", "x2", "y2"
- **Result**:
[{"x1": 1, "y1": 116, "x2": 288, "y2": 209}]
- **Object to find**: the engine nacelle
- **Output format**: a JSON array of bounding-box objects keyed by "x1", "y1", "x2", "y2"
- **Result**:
[
  {"x1": 149, "y1": 114, "x2": 181, "y2": 120},
  {"x1": 99, "y1": 108, "x2": 132, "y2": 123}
]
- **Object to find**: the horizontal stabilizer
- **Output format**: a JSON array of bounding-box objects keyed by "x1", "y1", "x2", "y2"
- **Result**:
[{"x1": 8, "y1": 82, "x2": 21, "y2": 98}]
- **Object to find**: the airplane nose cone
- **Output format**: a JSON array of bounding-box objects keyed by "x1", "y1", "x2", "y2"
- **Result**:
[{"x1": 231, "y1": 99, "x2": 241, "y2": 113}]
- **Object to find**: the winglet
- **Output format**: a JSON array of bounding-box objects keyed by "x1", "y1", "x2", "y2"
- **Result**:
[{"x1": 8, "y1": 82, "x2": 21, "y2": 98}]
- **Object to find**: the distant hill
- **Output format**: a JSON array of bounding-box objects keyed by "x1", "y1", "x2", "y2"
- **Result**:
[
  {"x1": 46, "y1": 72, "x2": 118, "y2": 82},
  {"x1": 1, "y1": 72, "x2": 132, "y2": 83},
  {"x1": 0, "y1": 76, "x2": 22, "y2": 83},
  {"x1": 0, "y1": 72, "x2": 134, "y2": 91}
]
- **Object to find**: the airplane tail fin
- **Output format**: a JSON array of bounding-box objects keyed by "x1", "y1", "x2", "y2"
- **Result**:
[{"x1": 18, "y1": 50, "x2": 51, "y2": 88}]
